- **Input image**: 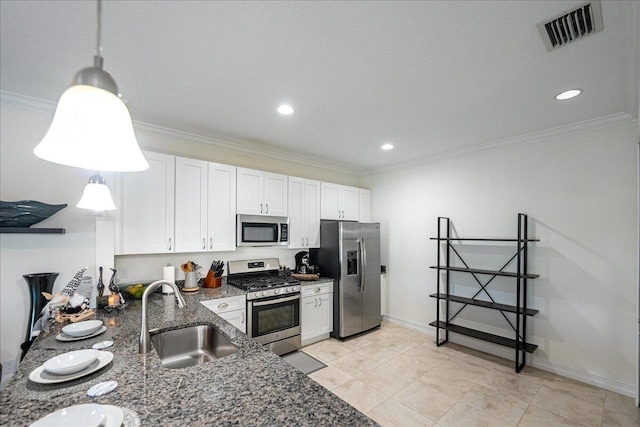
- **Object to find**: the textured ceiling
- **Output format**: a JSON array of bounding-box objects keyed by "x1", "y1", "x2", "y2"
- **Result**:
[{"x1": 1, "y1": 1, "x2": 638, "y2": 174}]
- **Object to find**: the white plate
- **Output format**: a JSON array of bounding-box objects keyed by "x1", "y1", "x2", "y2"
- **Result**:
[
  {"x1": 56, "y1": 326, "x2": 107, "y2": 342},
  {"x1": 103, "y1": 405, "x2": 124, "y2": 427},
  {"x1": 29, "y1": 351, "x2": 114, "y2": 384},
  {"x1": 62, "y1": 320, "x2": 104, "y2": 337},
  {"x1": 30, "y1": 403, "x2": 106, "y2": 427},
  {"x1": 43, "y1": 349, "x2": 100, "y2": 375}
]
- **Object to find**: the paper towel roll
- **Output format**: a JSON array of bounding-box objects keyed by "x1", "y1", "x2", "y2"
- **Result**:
[{"x1": 162, "y1": 266, "x2": 175, "y2": 294}]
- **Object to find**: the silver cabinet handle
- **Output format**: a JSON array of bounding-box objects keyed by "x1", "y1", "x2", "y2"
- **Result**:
[
  {"x1": 241, "y1": 311, "x2": 245, "y2": 324},
  {"x1": 168, "y1": 238, "x2": 172, "y2": 251},
  {"x1": 319, "y1": 297, "x2": 322, "y2": 307},
  {"x1": 301, "y1": 238, "x2": 305, "y2": 246},
  {"x1": 202, "y1": 238, "x2": 206, "y2": 250},
  {"x1": 314, "y1": 287, "x2": 321, "y2": 293},
  {"x1": 209, "y1": 238, "x2": 213, "y2": 249},
  {"x1": 218, "y1": 302, "x2": 229, "y2": 309},
  {"x1": 265, "y1": 203, "x2": 269, "y2": 214},
  {"x1": 314, "y1": 298, "x2": 318, "y2": 308},
  {"x1": 260, "y1": 203, "x2": 263, "y2": 214},
  {"x1": 305, "y1": 237, "x2": 309, "y2": 246}
]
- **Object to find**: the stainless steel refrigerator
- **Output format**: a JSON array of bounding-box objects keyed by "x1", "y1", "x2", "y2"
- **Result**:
[{"x1": 311, "y1": 221, "x2": 381, "y2": 339}]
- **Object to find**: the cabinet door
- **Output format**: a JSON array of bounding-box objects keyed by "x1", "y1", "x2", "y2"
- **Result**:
[
  {"x1": 208, "y1": 162, "x2": 236, "y2": 251},
  {"x1": 318, "y1": 293, "x2": 333, "y2": 335},
  {"x1": 304, "y1": 179, "x2": 321, "y2": 248},
  {"x1": 341, "y1": 186, "x2": 360, "y2": 221},
  {"x1": 301, "y1": 296, "x2": 321, "y2": 342},
  {"x1": 218, "y1": 309, "x2": 246, "y2": 334},
  {"x1": 359, "y1": 188, "x2": 371, "y2": 223},
  {"x1": 115, "y1": 151, "x2": 175, "y2": 254},
  {"x1": 288, "y1": 176, "x2": 305, "y2": 249},
  {"x1": 320, "y1": 182, "x2": 340, "y2": 220},
  {"x1": 175, "y1": 157, "x2": 208, "y2": 252},
  {"x1": 237, "y1": 167, "x2": 263, "y2": 215},
  {"x1": 263, "y1": 172, "x2": 288, "y2": 216}
]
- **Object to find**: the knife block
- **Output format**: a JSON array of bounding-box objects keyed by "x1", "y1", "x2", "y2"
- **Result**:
[{"x1": 203, "y1": 271, "x2": 222, "y2": 288}]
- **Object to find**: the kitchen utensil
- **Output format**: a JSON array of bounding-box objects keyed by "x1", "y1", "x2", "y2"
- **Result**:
[
  {"x1": 42, "y1": 349, "x2": 100, "y2": 375},
  {"x1": 56, "y1": 326, "x2": 106, "y2": 342},
  {"x1": 62, "y1": 320, "x2": 103, "y2": 337},
  {"x1": 29, "y1": 351, "x2": 113, "y2": 384},
  {"x1": 29, "y1": 403, "x2": 106, "y2": 427}
]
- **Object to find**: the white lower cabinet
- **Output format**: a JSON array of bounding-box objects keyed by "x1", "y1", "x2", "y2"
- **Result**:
[
  {"x1": 301, "y1": 281, "x2": 333, "y2": 346},
  {"x1": 200, "y1": 295, "x2": 246, "y2": 334}
]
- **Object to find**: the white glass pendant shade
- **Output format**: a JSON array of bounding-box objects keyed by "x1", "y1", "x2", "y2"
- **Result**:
[
  {"x1": 77, "y1": 174, "x2": 116, "y2": 211},
  {"x1": 34, "y1": 85, "x2": 149, "y2": 172}
]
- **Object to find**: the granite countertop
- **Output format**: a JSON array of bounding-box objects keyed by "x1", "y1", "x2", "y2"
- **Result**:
[{"x1": 0, "y1": 280, "x2": 375, "y2": 426}]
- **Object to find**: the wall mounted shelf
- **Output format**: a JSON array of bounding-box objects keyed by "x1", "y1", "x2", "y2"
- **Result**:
[{"x1": 0, "y1": 227, "x2": 65, "y2": 234}]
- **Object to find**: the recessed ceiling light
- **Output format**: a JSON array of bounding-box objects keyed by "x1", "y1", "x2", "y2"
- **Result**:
[
  {"x1": 381, "y1": 143, "x2": 394, "y2": 150},
  {"x1": 277, "y1": 104, "x2": 294, "y2": 115},
  {"x1": 555, "y1": 89, "x2": 582, "y2": 100}
]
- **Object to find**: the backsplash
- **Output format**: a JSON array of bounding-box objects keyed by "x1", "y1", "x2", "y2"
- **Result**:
[{"x1": 114, "y1": 247, "x2": 302, "y2": 284}]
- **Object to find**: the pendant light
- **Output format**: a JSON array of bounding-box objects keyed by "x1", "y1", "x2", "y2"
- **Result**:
[
  {"x1": 34, "y1": 0, "x2": 148, "y2": 172},
  {"x1": 77, "y1": 174, "x2": 116, "y2": 211}
]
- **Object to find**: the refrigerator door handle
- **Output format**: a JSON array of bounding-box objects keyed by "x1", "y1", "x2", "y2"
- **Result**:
[{"x1": 359, "y1": 238, "x2": 367, "y2": 292}]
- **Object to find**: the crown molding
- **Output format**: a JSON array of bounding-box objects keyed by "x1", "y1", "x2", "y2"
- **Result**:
[
  {"x1": 364, "y1": 112, "x2": 637, "y2": 176},
  {"x1": 3, "y1": 90, "x2": 634, "y2": 178},
  {"x1": 0, "y1": 90, "x2": 361, "y2": 177}
]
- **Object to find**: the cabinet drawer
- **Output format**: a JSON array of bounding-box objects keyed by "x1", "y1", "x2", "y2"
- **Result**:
[
  {"x1": 200, "y1": 295, "x2": 246, "y2": 314},
  {"x1": 301, "y1": 281, "x2": 333, "y2": 297}
]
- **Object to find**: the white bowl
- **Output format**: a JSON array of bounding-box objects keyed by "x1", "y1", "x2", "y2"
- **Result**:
[
  {"x1": 30, "y1": 403, "x2": 106, "y2": 427},
  {"x1": 62, "y1": 320, "x2": 103, "y2": 337},
  {"x1": 42, "y1": 349, "x2": 100, "y2": 375}
]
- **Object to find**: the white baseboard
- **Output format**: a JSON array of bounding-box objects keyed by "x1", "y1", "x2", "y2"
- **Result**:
[{"x1": 381, "y1": 315, "x2": 635, "y2": 397}]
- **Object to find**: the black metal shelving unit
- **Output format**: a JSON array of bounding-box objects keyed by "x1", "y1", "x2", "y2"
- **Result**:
[{"x1": 429, "y1": 213, "x2": 538, "y2": 372}]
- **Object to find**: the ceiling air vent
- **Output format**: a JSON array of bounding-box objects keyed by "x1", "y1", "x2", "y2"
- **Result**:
[{"x1": 537, "y1": 0, "x2": 603, "y2": 52}]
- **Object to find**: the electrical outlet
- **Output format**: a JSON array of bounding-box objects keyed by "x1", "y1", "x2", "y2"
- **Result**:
[
  {"x1": 3, "y1": 359, "x2": 18, "y2": 375},
  {"x1": 119, "y1": 266, "x2": 129, "y2": 279}
]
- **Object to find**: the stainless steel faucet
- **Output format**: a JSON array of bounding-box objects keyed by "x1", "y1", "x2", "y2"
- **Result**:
[{"x1": 139, "y1": 280, "x2": 186, "y2": 353}]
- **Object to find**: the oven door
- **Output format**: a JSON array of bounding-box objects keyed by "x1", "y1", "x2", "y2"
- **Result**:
[{"x1": 247, "y1": 294, "x2": 301, "y2": 346}]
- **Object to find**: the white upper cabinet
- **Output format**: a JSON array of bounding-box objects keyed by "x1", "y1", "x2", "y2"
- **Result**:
[
  {"x1": 359, "y1": 188, "x2": 371, "y2": 222},
  {"x1": 207, "y1": 162, "x2": 237, "y2": 251},
  {"x1": 288, "y1": 177, "x2": 321, "y2": 249},
  {"x1": 175, "y1": 157, "x2": 208, "y2": 252},
  {"x1": 320, "y1": 182, "x2": 360, "y2": 221},
  {"x1": 237, "y1": 167, "x2": 287, "y2": 216},
  {"x1": 174, "y1": 158, "x2": 237, "y2": 253},
  {"x1": 115, "y1": 151, "x2": 175, "y2": 254}
]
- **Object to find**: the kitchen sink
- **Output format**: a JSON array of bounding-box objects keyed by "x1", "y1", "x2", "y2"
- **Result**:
[{"x1": 150, "y1": 324, "x2": 239, "y2": 369}]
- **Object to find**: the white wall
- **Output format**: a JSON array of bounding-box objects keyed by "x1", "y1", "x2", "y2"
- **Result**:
[
  {"x1": 0, "y1": 99, "x2": 361, "y2": 385},
  {"x1": 0, "y1": 105, "x2": 99, "y2": 384},
  {"x1": 367, "y1": 122, "x2": 639, "y2": 396}
]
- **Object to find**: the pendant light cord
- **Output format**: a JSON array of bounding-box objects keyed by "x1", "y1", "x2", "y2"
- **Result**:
[{"x1": 96, "y1": 0, "x2": 103, "y2": 57}]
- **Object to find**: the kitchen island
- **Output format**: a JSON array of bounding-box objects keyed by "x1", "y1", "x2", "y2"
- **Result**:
[{"x1": 0, "y1": 283, "x2": 377, "y2": 426}]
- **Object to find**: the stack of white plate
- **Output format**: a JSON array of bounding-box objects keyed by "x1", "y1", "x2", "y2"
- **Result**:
[
  {"x1": 29, "y1": 350, "x2": 114, "y2": 384},
  {"x1": 56, "y1": 320, "x2": 106, "y2": 342},
  {"x1": 30, "y1": 404, "x2": 125, "y2": 427}
]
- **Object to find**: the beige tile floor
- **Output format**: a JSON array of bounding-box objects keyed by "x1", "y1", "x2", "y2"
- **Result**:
[{"x1": 302, "y1": 321, "x2": 640, "y2": 427}]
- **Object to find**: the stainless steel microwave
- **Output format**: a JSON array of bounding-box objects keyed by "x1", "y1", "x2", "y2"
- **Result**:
[{"x1": 237, "y1": 215, "x2": 289, "y2": 247}]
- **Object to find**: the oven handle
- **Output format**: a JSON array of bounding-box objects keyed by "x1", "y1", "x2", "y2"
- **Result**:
[{"x1": 251, "y1": 294, "x2": 300, "y2": 307}]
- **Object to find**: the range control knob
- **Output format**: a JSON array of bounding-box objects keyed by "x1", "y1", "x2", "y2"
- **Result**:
[
  {"x1": 285, "y1": 287, "x2": 292, "y2": 292},
  {"x1": 274, "y1": 289, "x2": 281, "y2": 294}
]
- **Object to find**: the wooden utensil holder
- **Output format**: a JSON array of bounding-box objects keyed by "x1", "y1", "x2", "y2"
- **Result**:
[{"x1": 203, "y1": 271, "x2": 222, "y2": 288}]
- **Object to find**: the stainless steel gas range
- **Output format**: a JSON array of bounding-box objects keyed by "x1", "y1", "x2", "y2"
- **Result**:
[{"x1": 226, "y1": 258, "x2": 301, "y2": 355}]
